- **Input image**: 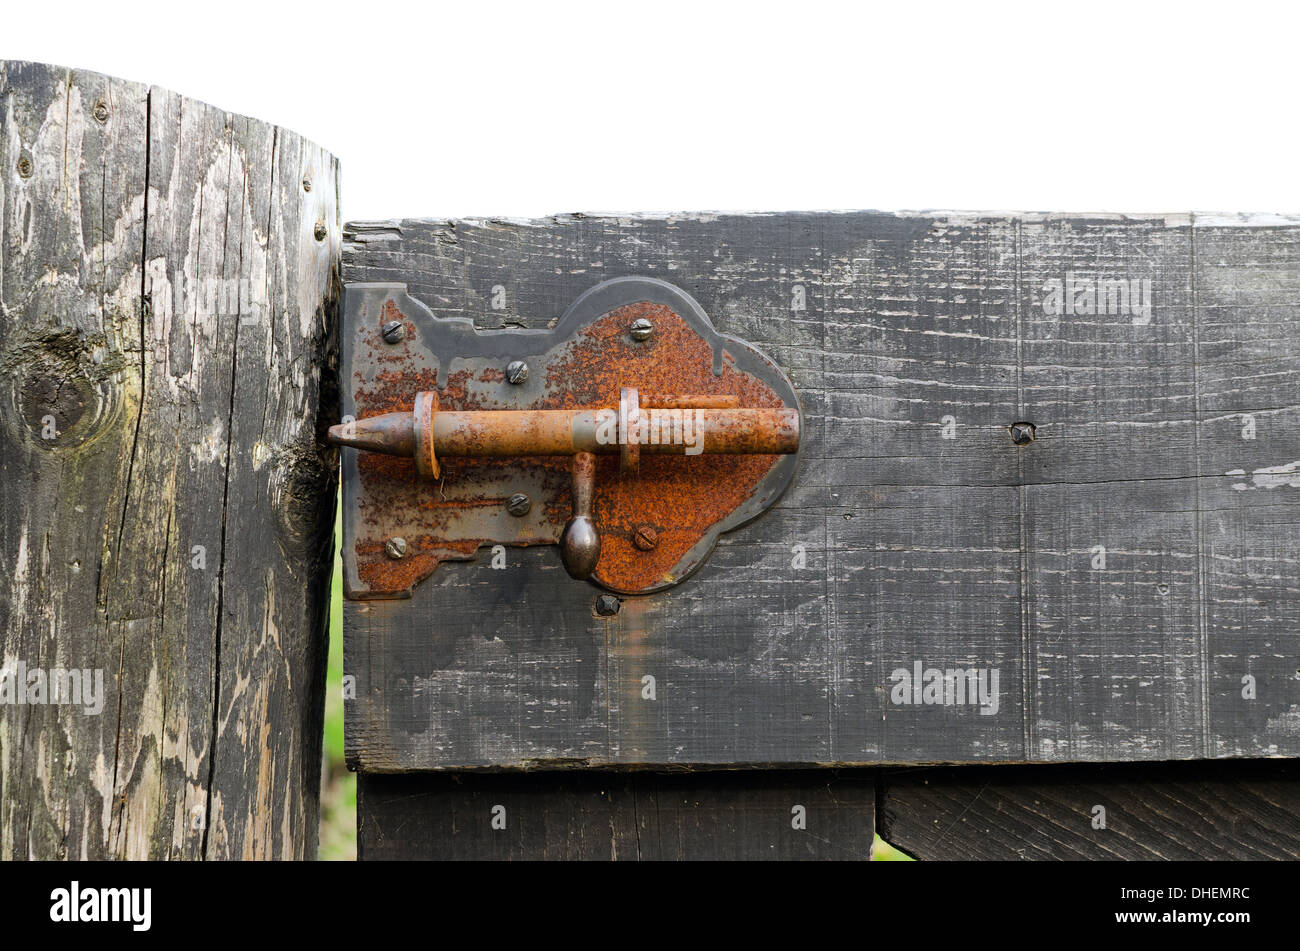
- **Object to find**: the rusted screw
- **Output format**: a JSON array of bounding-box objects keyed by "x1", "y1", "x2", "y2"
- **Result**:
[
  {"x1": 630, "y1": 317, "x2": 653, "y2": 342},
  {"x1": 314, "y1": 220, "x2": 328, "y2": 242},
  {"x1": 506, "y1": 360, "x2": 529, "y2": 384},
  {"x1": 506, "y1": 492, "x2": 531, "y2": 517},
  {"x1": 632, "y1": 525, "x2": 659, "y2": 551},
  {"x1": 1009, "y1": 421, "x2": 1036, "y2": 446},
  {"x1": 16, "y1": 157, "x2": 32, "y2": 178},
  {"x1": 381, "y1": 320, "x2": 405, "y2": 344},
  {"x1": 302, "y1": 177, "x2": 312, "y2": 192},
  {"x1": 385, "y1": 537, "x2": 408, "y2": 560},
  {"x1": 594, "y1": 594, "x2": 621, "y2": 617},
  {"x1": 93, "y1": 100, "x2": 110, "y2": 123}
]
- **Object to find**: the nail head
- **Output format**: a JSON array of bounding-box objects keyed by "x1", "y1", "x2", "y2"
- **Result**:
[
  {"x1": 1009, "y1": 421, "x2": 1036, "y2": 446},
  {"x1": 630, "y1": 317, "x2": 653, "y2": 342},
  {"x1": 633, "y1": 525, "x2": 659, "y2": 551}
]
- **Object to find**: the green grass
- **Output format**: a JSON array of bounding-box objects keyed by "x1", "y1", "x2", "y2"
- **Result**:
[
  {"x1": 872, "y1": 833, "x2": 915, "y2": 861},
  {"x1": 318, "y1": 494, "x2": 356, "y2": 861}
]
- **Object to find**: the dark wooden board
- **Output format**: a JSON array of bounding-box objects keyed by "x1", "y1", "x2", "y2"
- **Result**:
[
  {"x1": 341, "y1": 212, "x2": 1300, "y2": 771},
  {"x1": 0, "y1": 61, "x2": 339, "y2": 858},
  {"x1": 359, "y1": 760, "x2": 1300, "y2": 861},
  {"x1": 877, "y1": 760, "x2": 1300, "y2": 860},
  {"x1": 358, "y1": 768, "x2": 875, "y2": 860}
]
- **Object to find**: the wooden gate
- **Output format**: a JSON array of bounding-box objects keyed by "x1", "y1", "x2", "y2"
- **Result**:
[{"x1": 341, "y1": 213, "x2": 1300, "y2": 859}]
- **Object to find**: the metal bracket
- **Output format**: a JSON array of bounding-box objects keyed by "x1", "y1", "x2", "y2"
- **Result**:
[{"x1": 336, "y1": 276, "x2": 802, "y2": 599}]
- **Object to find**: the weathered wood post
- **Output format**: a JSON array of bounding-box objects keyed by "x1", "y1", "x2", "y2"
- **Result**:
[{"x1": 0, "y1": 61, "x2": 339, "y2": 859}]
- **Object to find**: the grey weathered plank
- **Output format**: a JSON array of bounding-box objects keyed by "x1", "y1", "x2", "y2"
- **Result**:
[
  {"x1": 877, "y1": 760, "x2": 1300, "y2": 860},
  {"x1": 0, "y1": 61, "x2": 339, "y2": 858},
  {"x1": 342, "y1": 211, "x2": 1300, "y2": 770},
  {"x1": 358, "y1": 769, "x2": 875, "y2": 860}
]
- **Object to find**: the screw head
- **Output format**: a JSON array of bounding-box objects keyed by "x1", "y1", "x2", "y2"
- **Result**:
[
  {"x1": 594, "y1": 594, "x2": 621, "y2": 617},
  {"x1": 630, "y1": 317, "x2": 653, "y2": 342},
  {"x1": 16, "y1": 157, "x2": 32, "y2": 178},
  {"x1": 381, "y1": 320, "x2": 405, "y2": 344},
  {"x1": 506, "y1": 492, "x2": 531, "y2": 517},
  {"x1": 385, "y1": 537, "x2": 408, "y2": 560},
  {"x1": 1009, "y1": 421, "x2": 1036, "y2": 446},
  {"x1": 314, "y1": 221, "x2": 328, "y2": 242},
  {"x1": 506, "y1": 360, "x2": 529, "y2": 385},
  {"x1": 93, "y1": 100, "x2": 109, "y2": 123},
  {"x1": 633, "y1": 525, "x2": 659, "y2": 551}
]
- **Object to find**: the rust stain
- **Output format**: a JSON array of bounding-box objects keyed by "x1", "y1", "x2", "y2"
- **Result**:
[
  {"x1": 349, "y1": 300, "x2": 785, "y2": 596},
  {"x1": 548, "y1": 302, "x2": 782, "y2": 592}
]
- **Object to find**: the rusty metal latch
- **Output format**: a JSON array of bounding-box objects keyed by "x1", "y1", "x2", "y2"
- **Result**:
[{"x1": 334, "y1": 276, "x2": 802, "y2": 599}]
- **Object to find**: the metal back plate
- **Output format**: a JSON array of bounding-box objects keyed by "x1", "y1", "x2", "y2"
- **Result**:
[{"x1": 340, "y1": 276, "x2": 801, "y2": 598}]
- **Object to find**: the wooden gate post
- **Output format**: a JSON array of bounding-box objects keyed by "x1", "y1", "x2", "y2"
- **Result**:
[{"x1": 0, "y1": 61, "x2": 340, "y2": 859}]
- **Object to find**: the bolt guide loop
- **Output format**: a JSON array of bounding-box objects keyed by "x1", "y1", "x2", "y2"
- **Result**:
[{"x1": 334, "y1": 276, "x2": 803, "y2": 599}]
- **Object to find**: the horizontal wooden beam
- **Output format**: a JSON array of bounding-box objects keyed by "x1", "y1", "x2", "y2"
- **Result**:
[
  {"x1": 878, "y1": 760, "x2": 1300, "y2": 860},
  {"x1": 358, "y1": 769, "x2": 875, "y2": 860},
  {"x1": 342, "y1": 212, "x2": 1300, "y2": 770}
]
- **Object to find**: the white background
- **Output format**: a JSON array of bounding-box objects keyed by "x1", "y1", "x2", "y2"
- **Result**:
[{"x1": 4, "y1": 0, "x2": 1295, "y2": 220}]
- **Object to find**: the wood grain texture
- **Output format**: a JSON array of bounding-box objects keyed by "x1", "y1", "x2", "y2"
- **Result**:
[
  {"x1": 358, "y1": 768, "x2": 875, "y2": 860},
  {"x1": 0, "y1": 61, "x2": 340, "y2": 858},
  {"x1": 341, "y1": 211, "x2": 1300, "y2": 770},
  {"x1": 877, "y1": 760, "x2": 1300, "y2": 860}
]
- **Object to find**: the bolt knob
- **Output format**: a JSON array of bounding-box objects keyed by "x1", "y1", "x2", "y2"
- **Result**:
[
  {"x1": 560, "y1": 516, "x2": 601, "y2": 580},
  {"x1": 560, "y1": 450, "x2": 600, "y2": 579}
]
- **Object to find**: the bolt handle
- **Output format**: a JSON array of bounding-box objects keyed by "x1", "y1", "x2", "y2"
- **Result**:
[{"x1": 560, "y1": 451, "x2": 601, "y2": 580}]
